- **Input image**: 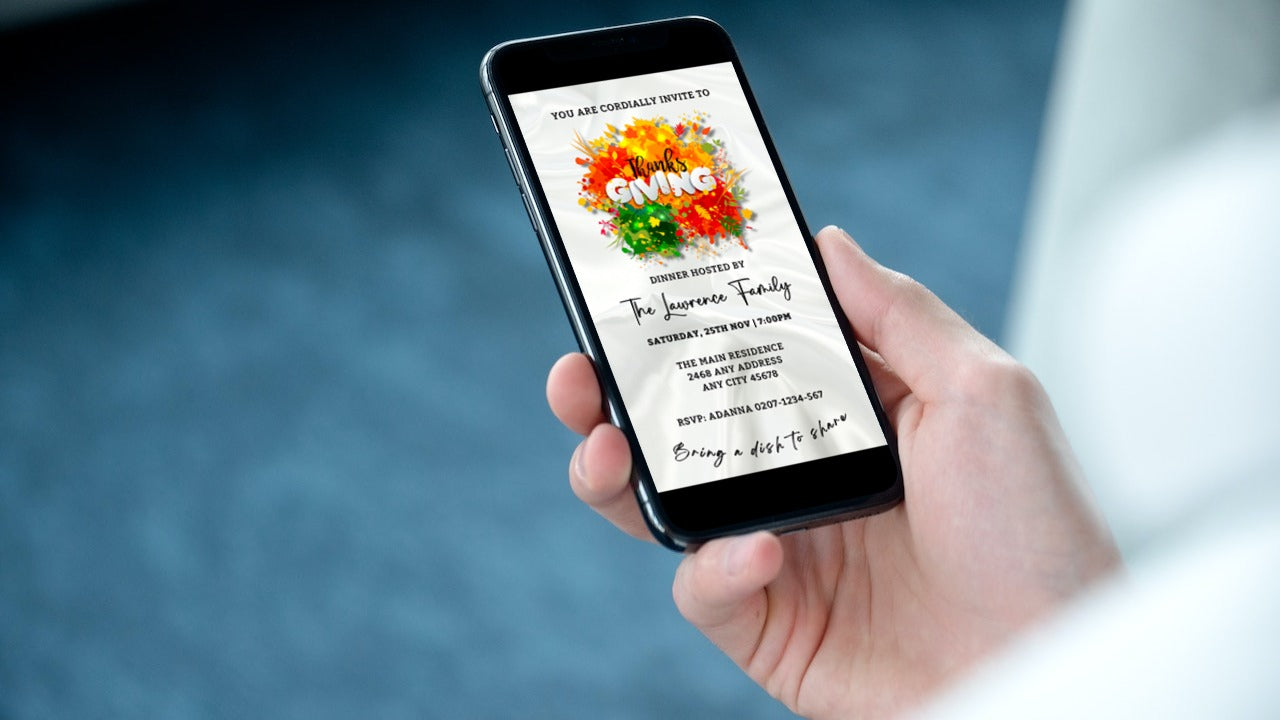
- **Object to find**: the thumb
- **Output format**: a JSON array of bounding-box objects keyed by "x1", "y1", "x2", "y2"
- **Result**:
[
  {"x1": 815, "y1": 225, "x2": 1001, "y2": 403},
  {"x1": 673, "y1": 532, "x2": 784, "y2": 665}
]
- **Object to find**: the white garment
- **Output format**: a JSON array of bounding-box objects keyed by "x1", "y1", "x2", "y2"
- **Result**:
[
  {"x1": 1008, "y1": 0, "x2": 1280, "y2": 549},
  {"x1": 919, "y1": 110, "x2": 1280, "y2": 719},
  {"x1": 922, "y1": 0, "x2": 1280, "y2": 716}
]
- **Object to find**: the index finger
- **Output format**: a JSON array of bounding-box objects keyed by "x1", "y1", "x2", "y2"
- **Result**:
[{"x1": 547, "y1": 353, "x2": 606, "y2": 436}]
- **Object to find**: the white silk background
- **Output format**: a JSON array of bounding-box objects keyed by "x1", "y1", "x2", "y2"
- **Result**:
[{"x1": 511, "y1": 62, "x2": 885, "y2": 491}]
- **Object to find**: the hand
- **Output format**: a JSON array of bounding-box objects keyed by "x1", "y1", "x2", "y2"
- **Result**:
[{"x1": 546, "y1": 226, "x2": 1121, "y2": 719}]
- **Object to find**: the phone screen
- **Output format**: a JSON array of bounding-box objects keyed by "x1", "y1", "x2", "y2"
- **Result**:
[{"x1": 505, "y1": 60, "x2": 889, "y2": 496}]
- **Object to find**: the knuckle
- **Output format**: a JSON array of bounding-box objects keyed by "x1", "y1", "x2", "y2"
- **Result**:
[
  {"x1": 953, "y1": 352, "x2": 1045, "y2": 404},
  {"x1": 872, "y1": 271, "x2": 932, "y2": 341}
]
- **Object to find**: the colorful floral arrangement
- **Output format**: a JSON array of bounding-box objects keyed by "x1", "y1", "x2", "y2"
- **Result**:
[{"x1": 573, "y1": 115, "x2": 752, "y2": 259}]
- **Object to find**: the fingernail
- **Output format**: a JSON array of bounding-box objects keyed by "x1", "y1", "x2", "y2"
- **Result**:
[
  {"x1": 835, "y1": 226, "x2": 861, "y2": 248},
  {"x1": 573, "y1": 436, "x2": 588, "y2": 480},
  {"x1": 723, "y1": 534, "x2": 754, "y2": 577}
]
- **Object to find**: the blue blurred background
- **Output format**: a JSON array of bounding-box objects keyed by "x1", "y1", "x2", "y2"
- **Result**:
[{"x1": 0, "y1": 1, "x2": 1062, "y2": 716}]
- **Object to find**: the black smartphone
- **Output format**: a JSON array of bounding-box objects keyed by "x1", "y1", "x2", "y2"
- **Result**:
[{"x1": 481, "y1": 17, "x2": 901, "y2": 550}]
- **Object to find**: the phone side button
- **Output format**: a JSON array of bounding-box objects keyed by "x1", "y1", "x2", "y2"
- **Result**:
[
  {"x1": 489, "y1": 114, "x2": 499, "y2": 135},
  {"x1": 520, "y1": 192, "x2": 537, "y2": 227},
  {"x1": 503, "y1": 149, "x2": 520, "y2": 185}
]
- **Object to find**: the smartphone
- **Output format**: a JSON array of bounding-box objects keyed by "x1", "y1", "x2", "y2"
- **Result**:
[{"x1": 481, "y1": 17, "x2": 901, "y2": 550}]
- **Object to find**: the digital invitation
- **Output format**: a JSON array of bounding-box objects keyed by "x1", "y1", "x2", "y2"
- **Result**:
[{"x1": 511, "y1": 62, "x2": 887, "y2": 493}]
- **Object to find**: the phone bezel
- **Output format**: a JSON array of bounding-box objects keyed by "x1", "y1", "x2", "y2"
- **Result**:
[{"x1": 482, "y1": 17, "x2": 902, "y2": 549}]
